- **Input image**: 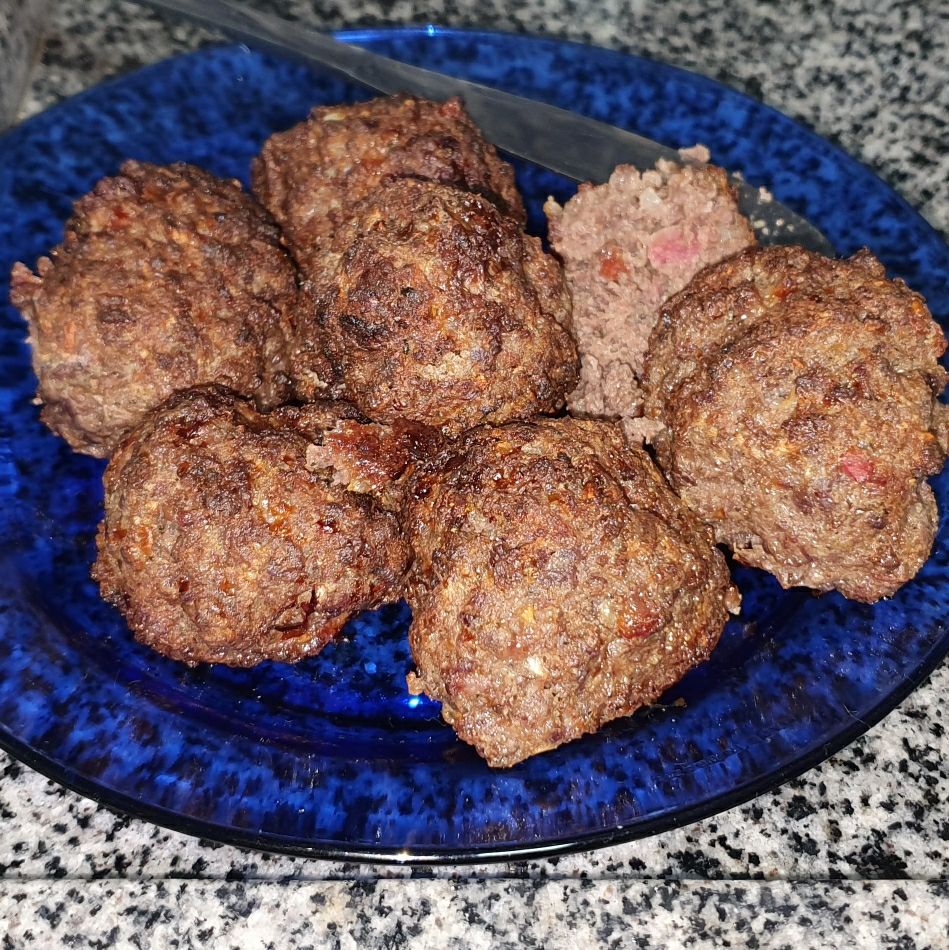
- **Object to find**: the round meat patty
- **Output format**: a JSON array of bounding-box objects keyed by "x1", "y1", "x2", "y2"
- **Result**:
[
  {"x1": 251, "y1": 94, "x2": 525, "y2": 281},
  {"x1": 295, "y1": 178, "x2": 579, "y2": 432},
  {"x1": 94, "y1": 385, "x2": 410, "y2": 667},
  {"x1": 10, "y1": 161, "x2": 297, "y2": 458},
  {"x1": 403, "y1": 417, "x2": 739, "y2": 768},
  {"x1": 643, "y1": 245, "x2": 949, "y2": 603}
]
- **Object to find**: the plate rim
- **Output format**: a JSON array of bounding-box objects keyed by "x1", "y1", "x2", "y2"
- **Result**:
[
  {"x1": 0, "y1": 639, "x2": 943, "y2": 865},
  {"x1": 1, "y1": 24, "x2": 947, "y2": 865}
]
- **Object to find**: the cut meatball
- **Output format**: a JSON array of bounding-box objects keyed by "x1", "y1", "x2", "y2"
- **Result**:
[
  {"x1": 10, "y1": 161, "x2": 298, "y2": 457},
  {"x1": 94, "y1": 385, "x2": 410, "y2": 667},
  {"x1": 296, "y1": 178, "x2": 579, "y2": 433},
  {"x1": 402, "y1": 417, "x2": 739, "y2": 767},
  {"x1": 251, "y1": 94, "x2": 525, "y2": 282},
  {"x1": 643, "y1": 245, "x2": 949, "y2": 603},
  {"x1": 544, "y1": 149, "x2": 755, "y2": 438}
]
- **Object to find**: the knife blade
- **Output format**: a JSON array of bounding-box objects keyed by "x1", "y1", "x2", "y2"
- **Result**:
[{"x1": 136, "y1": 0, "x2": 834, "y2": 255}]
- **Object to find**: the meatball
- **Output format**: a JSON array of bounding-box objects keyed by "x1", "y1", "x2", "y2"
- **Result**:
[
  {"x1": 93, "y1": 385, "x2": 410, "y2": 667},
  {"x1": 643, "y1": 245, "x2": 949, "y2": 603},
  {"x1": 10, "y1": 161, "x2": 298, "y2": 458},
  {"x1": 251, "y1": 94, "x2": 525, "y2": 281},
  {"x1": 544, "y1": 148, "x2": 755, "y2": 440},
  {"x1": 403, "y1": 417, "x2": 739, "y2": 767},
  {"x1": 296, "y1": 178, "x2": 579, "y2": 433}
]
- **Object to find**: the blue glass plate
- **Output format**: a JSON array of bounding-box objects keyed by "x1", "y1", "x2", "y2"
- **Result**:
[{"x1": 0, "y1": 28, "x2": 947, "y2": 863}]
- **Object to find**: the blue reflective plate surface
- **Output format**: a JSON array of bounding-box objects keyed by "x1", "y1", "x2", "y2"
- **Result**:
[{"x1": 0, "y1": 28, "x2": 947, "y2": 862}]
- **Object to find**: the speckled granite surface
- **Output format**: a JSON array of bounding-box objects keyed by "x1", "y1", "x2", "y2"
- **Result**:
[
  {"x1": 1, "y1": 0, "x2": 948, "y2": 946},
  {"x1": 3, "y1": 880, "x2": 947, "y2": 947},
  {"x1": 0, "y1": 0, "x2": 48, "y2": 126}
]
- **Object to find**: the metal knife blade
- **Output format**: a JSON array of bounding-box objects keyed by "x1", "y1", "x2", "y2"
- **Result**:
[{"x1": 136, "y1": 0, "x2": 834, "y2": 255}]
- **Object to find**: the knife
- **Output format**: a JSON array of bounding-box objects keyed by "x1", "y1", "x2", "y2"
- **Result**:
[{"x1": 134, "y1": 0, "x2": 834, "y2": 255}]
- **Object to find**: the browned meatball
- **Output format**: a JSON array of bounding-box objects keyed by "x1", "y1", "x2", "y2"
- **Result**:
[
  {"x1": 10, "y1": 161, "x2": 297, "y2": 458},
  {"x1": 643, "y1": 245, "x2": 949, "y2": 603},
  {"x1": 251, "y1": 94, "x2": 525, "y2": 280},
  {"x1": 294, "y1": 178, "x2": 579, "y2": 433},
  {"x1": 403, "y1": 417, "x2": 739, "y2": 767},
  {"x1": 93, "y1": 385, "x2": 410, "y2": 667}
]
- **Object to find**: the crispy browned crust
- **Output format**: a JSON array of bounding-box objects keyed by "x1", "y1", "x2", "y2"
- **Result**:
[
  {"x1": 305, "y1": 417, "x2": 445, "y2": 513},
  {"x1": 93, "y1": 385, "x2": 410, "y2": 667},
  {"x1": 10, "y1": 161, "x2": 299, "y2": 457},
  {"x1": 643, "y1": 245, "x2": 949, "y2": 603},
  {"x1": 292, "y1": 177, "x2": 579, "y2": 433},
  {"x1": 402, "y1": 417, "x2": 739, "y2": 767},
  {"x1": 251, "y1": 94, "x2": 526, "y2": 282}
]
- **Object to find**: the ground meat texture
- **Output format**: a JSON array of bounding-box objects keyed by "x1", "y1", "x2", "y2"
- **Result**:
[
  {"x1": 402, "y1": 417, "x2": 739, "y2": 768},
  {"x1": 93, "y1": 385, "x2": 409, "y2": 667},
  {"x1": 298, "y1": 178, "x2": 579, "y2": 433},
  {"x1": 251, "y1": 95, "x2": 525, "y2": 282},
  {"x1": 643, "y1": 245, "x2": 949, "y2": 603},
  {"x1": 10, "y1": 161, "x2": 297, "y2": 458},
  {"x1": 544, "y1": 150, "x2": 755, "y2": 438}
]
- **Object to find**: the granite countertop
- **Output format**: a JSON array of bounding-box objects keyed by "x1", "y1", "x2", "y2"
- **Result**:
[{"x1": 1, "y1": 0, "x2": 948, "y2": 946}]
